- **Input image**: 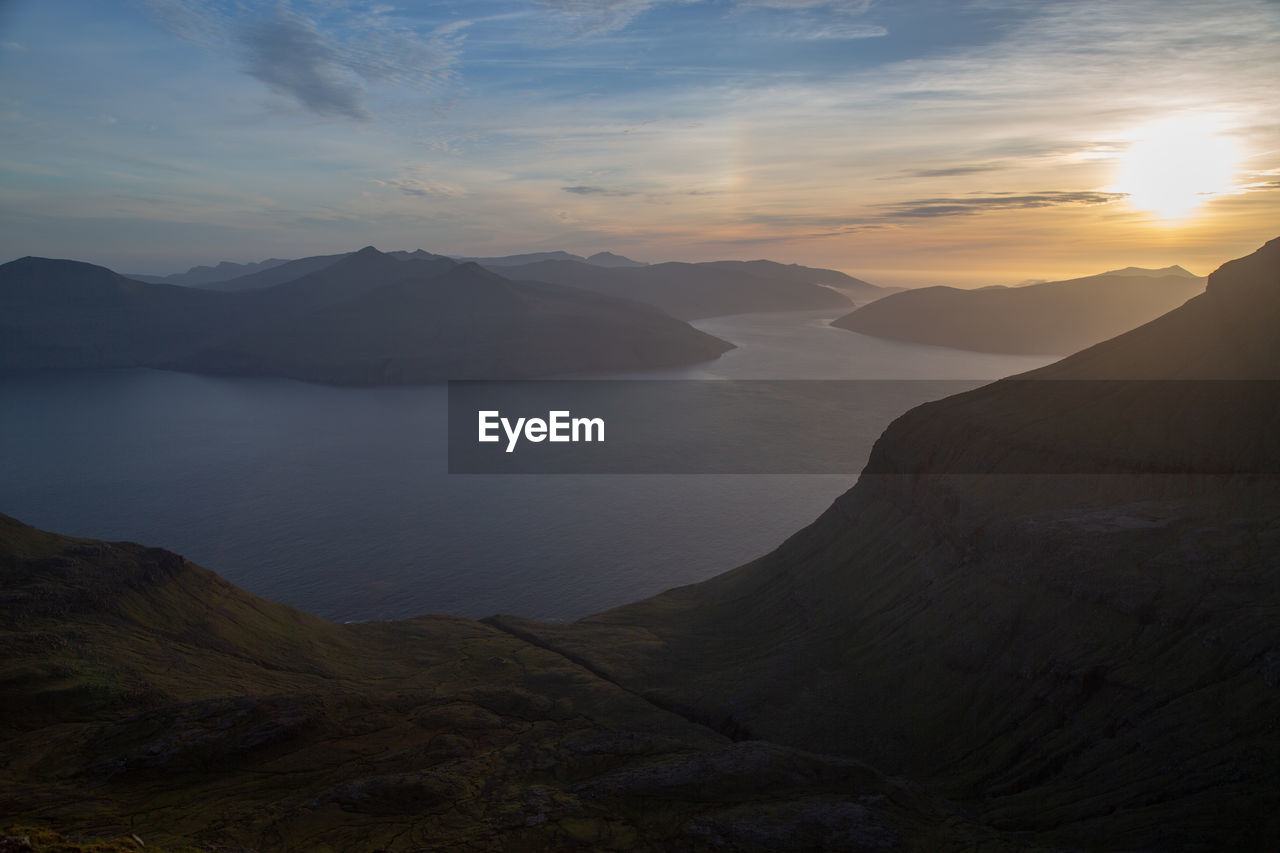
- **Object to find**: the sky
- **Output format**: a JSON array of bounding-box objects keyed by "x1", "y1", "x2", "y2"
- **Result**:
[{"x1": 1, "y1": 0, "x2": 1278, "y2": 286}]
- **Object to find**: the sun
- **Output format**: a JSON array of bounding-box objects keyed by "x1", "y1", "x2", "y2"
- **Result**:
[{"x1": 1111, "y1": 117, "x2": 1240, "y2": 220}]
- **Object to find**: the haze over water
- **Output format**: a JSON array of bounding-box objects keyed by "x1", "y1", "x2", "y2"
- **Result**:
[{"x1": 0, "y1": 311, "x2": 1053, "y2": 622}]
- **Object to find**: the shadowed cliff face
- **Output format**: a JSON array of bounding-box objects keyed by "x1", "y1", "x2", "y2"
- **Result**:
[{"x1": 491, "y1": 237, "x2": 1280, "y2": 851}]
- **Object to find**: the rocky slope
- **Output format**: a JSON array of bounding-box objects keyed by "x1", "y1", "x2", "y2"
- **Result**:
[{"x1": 493, "y1": 238, "x2": 1280, "y2": 850}]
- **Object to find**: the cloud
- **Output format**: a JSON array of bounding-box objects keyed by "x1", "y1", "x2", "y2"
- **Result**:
[
  {"x1": 240, "y1": 12, "x2": 367, "y2": 119},
  {"x1": 880, "y1": 191, "x2": 1127, "y2": 219},
  {"x1": 733, "y1": 0, "x2": 882, "y2": 40},
  {"x1": 536, "y1": 0, "x2": 670, "y2": 36},
  {"x1": 893, "y1": 164, "x2": 1009, "y2": 179},
  {"x1": 739, "y1": 0, "x2": 871, "y2": 8},
  {"x1": 562, "y1": 185, "x2": 636, "y2": 196},
  {"x1": 144, "y1": 1, "x2": 464, "y2": 119},
  {"x1": 791, "y1": 21, "x2": 885, "y2": 39},
  {"x1": 372, "y1": 174, "x2": 467, "y2": 200},
  {"x1": 537, "y1": 0, "x2": 880, "y2": 39}
]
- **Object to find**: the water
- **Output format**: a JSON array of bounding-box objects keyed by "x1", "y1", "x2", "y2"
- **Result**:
[{"x1": 0, "y1": 311, "x2": 1055, "y2": 622}]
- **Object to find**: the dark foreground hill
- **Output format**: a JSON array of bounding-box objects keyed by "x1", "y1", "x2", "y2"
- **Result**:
[
  {"x1": 832, "y1": 267, "x2": 1206, "y2": 354},
  {"x1": 0, "y1": 247, "x2": 732, "y2": 383},
  {"x1": 493, "y1": 238, "x2": 1280, "y2": 850},
  {"x1": 0, "y1": 513, "x2": 1004, "y2": 852}
]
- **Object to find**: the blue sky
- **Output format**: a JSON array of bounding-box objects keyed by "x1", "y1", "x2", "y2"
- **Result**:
[{"x1": 1, "y1": 0, "x2": 1278, "y2": 284}]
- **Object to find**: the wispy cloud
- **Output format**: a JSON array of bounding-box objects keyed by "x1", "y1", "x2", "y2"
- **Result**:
[
  {"x1": 536, "y1": 0, "x2": 672, "y2": 36},
  {"x1": 880, "y1": 191, "x2": 1127, "y2": 219},
  {"x1": 562, "y1": 185, "x2": 637, "y2": 196},
  {"x1": 372, "y1": 172, "x2": 468, "y2": 200},
  {"x1": 733, "y1": 0, "x2": 882, "y2": 40},
  {"x1": 892, "y1": 164, "x2": 1009, "y2": 179},
  {"x1": 240, "y1": 12, "x2": 367, "y2": 118},
  {"x1": 144, "y1": 1, "x2": 464, "y2": 119},
  {"x1": 537, "y1": 0, "x2": 881, "y2": 39}
]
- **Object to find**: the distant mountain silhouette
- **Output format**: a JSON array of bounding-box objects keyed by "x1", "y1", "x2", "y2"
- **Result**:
[
  {"x1": 1100, "y1": 263, "x2": 1199, "y2": 279},
  {"x1": 0, "y1": 248, "x2": 732, "y2": 382},
  {"x1": 832, "y1": 267, "x2": 1206, "y2": 354},
  {"x1": 700, "y1": 259, "x2": 879, "y2": 294},
  {"x1": 0, "y1": 257, "x2": 247, "y2": 367},
  {"x1": 127, "y1": 257, "x2": 292, "y2": 286},
  {"x1": 455, "y1": 250, "x2": 587, "y2": 266},
  {"x1": 586, "y1": 251, "x2": 647, "y2": 267},
  {"x1": 489, "y1": 258, "x2": 863, "y2": 320},
  {"x1": 493, "y1": 238, "x2": 1280, "y2": 850},
  {"x1": 179, "y1": 258, "x2": 733, "y2": 384},
  {"x1": 387, "y1": 248, "x2": 454, "y2": 263},
  {"x1": 194, "y1": 251, "x2": 353, "y2": 291}
]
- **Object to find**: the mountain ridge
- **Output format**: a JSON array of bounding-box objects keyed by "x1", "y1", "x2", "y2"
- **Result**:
[
  {"x1": 832, "y1": 267, "x2": 1207, "y2": 354},
  {"x1": 0, "y1": 247, "x2": 733, "y2": 382},
  {"x1": 490, "y1": 237, "x2": 1280, "y2": 850}
]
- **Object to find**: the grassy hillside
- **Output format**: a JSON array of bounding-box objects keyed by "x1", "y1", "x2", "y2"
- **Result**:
[{"x1": 0, "y1": 513, "x2": 1003, "y2": 852}]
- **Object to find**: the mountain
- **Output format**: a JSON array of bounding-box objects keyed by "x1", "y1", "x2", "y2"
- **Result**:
[
  {"x1": 488, "y1": 259, "x2": 860, "y2": 320},
  {"x1": 194, "y1": 251, "x2": 352, "y2": 291},
  {"x1": 0, "y1": 248, "x2": 733, "y2": 382},
  {"x1": 0, "y1": 511, "x2": 1002, "y2": 851},
  {"x1": 5, "y1": 240, "x2": 1275, "y2": 849},
  {"x1": 247, "y1": 244, "x2": 455, "y2": 311},
  {"x1": 179, "y1": 259, "x2": 734, "y2": 384},
  {"x1": 126, "y1": 257, "x2": 292, "y2": 287},
  {"x1": 700, "y1": 259, "x2": 880, "y2": 296},
  {"x1": 455, "y1": 250, "x2": 587, "y2": 266},
  {"x1": 490, "y1": 238, "x2": 1280, "y2": 850},
  {"x1": 0, "y1": 257, "x2": 245, "y2": 368},
  {"x1": 1101, "y1": 264, "x2": 1199, "y2": 278},
  {"x1": 586, "y1": 251, "x2": 647, "y2": 267},
  {"x1": 387, "y1": 248, "x2": 454, "y2": 263},
  {"x1": 832, "y1": 268, "x2": 1206, "y2": 354}
]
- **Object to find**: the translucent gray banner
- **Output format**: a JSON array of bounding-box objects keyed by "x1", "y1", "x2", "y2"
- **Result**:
[{"x1": 447, "y1": 380, "x2": 1280, "y2": 475}]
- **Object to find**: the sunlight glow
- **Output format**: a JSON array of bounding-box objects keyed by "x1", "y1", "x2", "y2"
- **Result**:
[{"x1": 1112, "y1": 117, "x2": 1241, "y2": 220}]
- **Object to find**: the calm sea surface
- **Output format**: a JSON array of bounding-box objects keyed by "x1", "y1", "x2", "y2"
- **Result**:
[{"x1": 0, "y1": 311, "x2": 1054, "y2": 621}]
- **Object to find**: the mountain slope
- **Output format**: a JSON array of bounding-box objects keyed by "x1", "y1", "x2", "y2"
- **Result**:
[
  {"x1": 0, "y1": 248, "x2": 733, "y2": 382},
  {"x1": 127, "y1": 258, "x2": 292, "y2": 287},
  {"x1": 0, "y1": 257, "x2": 244, "y2": 368},
  {"x1": 491, "y1": 238, "x2": 1280, "y2": 850},
  {"x1": 194, "y1": 251, "x2": 352, "y2": 291},
  {"x1": 586, "y1": 251, "x2": 647, "y2": 267},
  {"x1": 179, "y1": 260, "x2": 734, "y2": 384},
  {"x1": 489, "y1": 259, "x2": 857, "y2": 320},
  {"x1": 700, "y1": 259, "x2": 880, "y2": 296},
  {"x1": 832, "y1": 269, "x2": 1206, "y2": 354},
  {"x1": 0, "y1": 513, "x2": 1002, "y2": 851}
]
